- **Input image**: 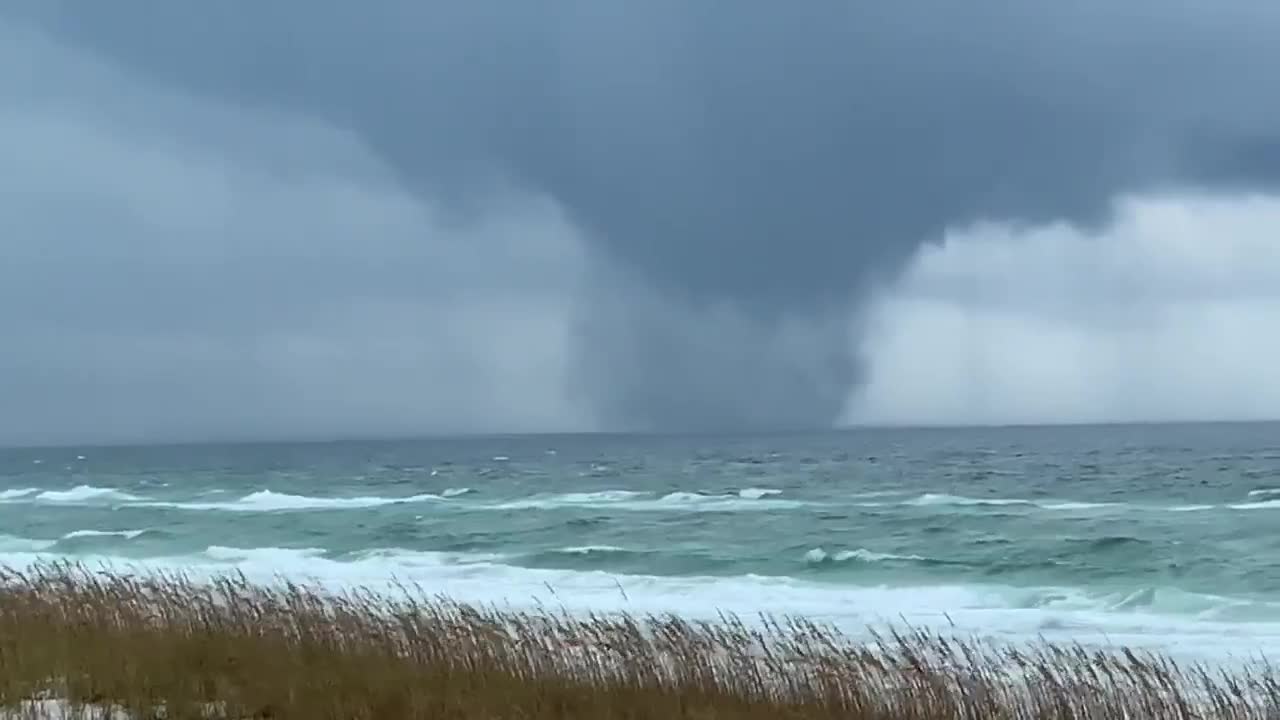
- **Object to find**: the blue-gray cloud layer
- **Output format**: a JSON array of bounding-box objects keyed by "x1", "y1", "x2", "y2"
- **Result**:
[{"x1": 5, "y1": 1, "x2": 1280, "y2": 441}]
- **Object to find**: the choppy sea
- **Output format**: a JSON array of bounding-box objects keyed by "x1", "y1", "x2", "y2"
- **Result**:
[{"x1": 3, "y1": 423, "x2": 1280, "y2": 664}]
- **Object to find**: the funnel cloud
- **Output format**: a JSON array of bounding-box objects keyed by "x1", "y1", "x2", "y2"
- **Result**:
[{"x1": 4, "y1": 1, "x2": 1280, "y2": 443}]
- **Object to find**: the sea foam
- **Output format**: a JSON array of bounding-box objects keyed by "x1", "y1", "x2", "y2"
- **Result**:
[
  {"x1": 880, "y1": 493, "x2": 1119, "y2": 512},
  {"x1": 804, "y1": 547, "x2": 927, "y2": 564},
  {"x1": 1228, "y1": 500, "x2": 1280, "y2": 510},
  {"x1": 0, "y1": 543, "x2": 1271, "y2": 664},
  {"x1": 35, "y1": 485, "x2": 140, "y2": 503},
  {"x1": 0, "y1": 488, "x2": 39, "y2": 501},
  {"x1": 554, "y1": 545, "x2": 630, "y2": 555},
  {"x1": 60, "y1": 529, "x2": 149, "y2": 541},
  {"x1": 129, "y1": 489, "x2": 446, "y2": 512},
  {"x1": 492, "y1": 489, "x2": 805, "y2": 512}
]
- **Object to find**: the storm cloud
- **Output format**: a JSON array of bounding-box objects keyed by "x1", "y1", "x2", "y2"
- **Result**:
[{"x1": 4, "y1": 1, "x2": 1280, "y2": 443}]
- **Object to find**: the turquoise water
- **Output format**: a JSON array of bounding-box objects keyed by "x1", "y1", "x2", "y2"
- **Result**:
[{"x1": 2, "y1": 423, "x2": 1280, "y2": 660}]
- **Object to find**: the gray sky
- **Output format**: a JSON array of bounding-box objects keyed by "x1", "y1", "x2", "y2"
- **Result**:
[
  {"x1": 4, "y1": 2, "x2": 1280, "y2": 445},
  {"x1": 848, "y1": 192, "x2": 1280, "y2": 426}
]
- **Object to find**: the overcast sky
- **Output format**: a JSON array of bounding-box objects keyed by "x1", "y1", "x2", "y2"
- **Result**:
[{"x1": 4, "y1": 2, "x2": 1280, "y2": 446}]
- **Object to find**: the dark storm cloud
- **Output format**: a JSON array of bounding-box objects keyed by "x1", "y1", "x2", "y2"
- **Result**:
[{"x1": 6, "y1": 0, "x2": 1280, "y2": 438}]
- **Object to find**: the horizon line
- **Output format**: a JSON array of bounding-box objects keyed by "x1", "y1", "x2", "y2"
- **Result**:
[{"x1": 2, "y1": 417, "x2": 1277, "y2": 453}]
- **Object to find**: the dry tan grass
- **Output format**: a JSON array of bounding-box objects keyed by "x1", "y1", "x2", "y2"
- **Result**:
[{"x1": 0, "y1": 561, "x2": 1273, "y2": 719}]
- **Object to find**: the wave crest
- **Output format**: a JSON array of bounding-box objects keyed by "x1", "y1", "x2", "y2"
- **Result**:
[
  {"x1": 804, "y1": 547, "x2": 926, "y2": 565},
  {"x1": 0, "y1": 488, "x2": 39, "y2": 501},
  {"x1": 1229, "y1": 500, "x2": 1280, "y2": 510},
  {"x1": 897, "y1": 494, "x2": 1115, "y2": 512},
  {"x1": 738, "y1": 487, "x2": 783, "y2": 499},
  {"x1": 60, "y1": 529, "x2": 150, "y2": 541},
  {"x1": 554, "y1": 546, "x2": 630, "y2": 556},
  {"x1": 492, "y1": 489, "x2": 802, "y2": 512},
  {"x1": 131, "y1": 489, "x2": 446, "y2": 512},
  {"x1": 35, "y1": 485, "x2": 139, "y2": 503}
]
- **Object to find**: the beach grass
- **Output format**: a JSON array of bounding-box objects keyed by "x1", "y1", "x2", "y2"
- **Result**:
[{"x1": 0, "y1": 563, "x2": 1273, "y2": 719}]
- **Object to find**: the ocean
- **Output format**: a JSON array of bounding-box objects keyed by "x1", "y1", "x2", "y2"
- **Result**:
[{"x1": 2, "y1": 423, "x2": 1280, "y2": 665}]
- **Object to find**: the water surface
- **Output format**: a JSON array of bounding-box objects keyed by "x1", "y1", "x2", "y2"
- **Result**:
[{"x1": 3, "y1": 423, "x2": 1279, "y2": 662}]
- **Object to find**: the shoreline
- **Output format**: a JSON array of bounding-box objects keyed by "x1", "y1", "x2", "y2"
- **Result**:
[
  {"x1": 0, "y1": 547, "x2": 1273, "y2": 670},
  {"x1": 0, "y1": 562, "x2": 1274, "y2": 719}
]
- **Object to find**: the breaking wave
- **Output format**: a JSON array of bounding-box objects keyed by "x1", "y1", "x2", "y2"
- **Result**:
[
  {"x1": 554, "y1": 545, "x2": 630, "y2": 555},
  {"x1": 896, "y1": 494, "x2": 1116, "y2": 511},
  {"x1": 491, "y1": 489, "x2": 805, "y2": 512},
  {"x1": 0, "y1": 488, "x2": 39, "y2": 501},
  {"x1": 738, "y1": 487, "x2": 783, "y2": 499},
  {"x1": 34, "y1": 485, "x2": 140, "y2": 503},
  {"x1": 1228, "y1": 499, "x2": 1280, "y2": 510},
  {"x1": 804, "y1": 547, "x2": 928, "y2": 565},
  {"x1": 0, "y1": 540, "x2": 1268, "y2": 664},
  {"x1": 128, "y1": 489, "x2": 447, "y2": 512},
  {"x1": 60, "y1": 529, "x2": 151, "y2": 541},
  {"x1": 2, "y1": 485, "x2": 1269, "y2": 516}
]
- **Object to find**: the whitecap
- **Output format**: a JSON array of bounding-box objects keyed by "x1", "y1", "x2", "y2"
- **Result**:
[
  {"x1": 802, "y1": 547, "x2": 830, "y2": 564},
  {"x1": 903, "y1": 494, "x2": 1115, "y2": 512},
  {"x1": 658, "y1": 491, "x2": 706, "y2": 503},
  {"x1": 490, "y1": 490, "x2": 647, "y2": 510},
  {"x1": 61, "y1": 529, "x2": 148, "y2": 541},
  {"x1": 651, "y1": 492, "x2": 805, "y2": 511},
  {"x1": 838, "y1": 548, "x2": 927, "y2": 563},
  {"x1": 491, "y1": 489, "x2": 804, "y2": 512},
  {"x1": 850, "y1": 490, "x2": 909, "y2": 499},
  {"x1": 1229, "y1": 500, "x2": 1280, "y2": 511},
  {"x1": 0, "y1": 488, "x2": 39, "y2": 501},
  {"x1": 129, "y1": 489, "x2": 444, "y2": 512},
  {"x1": 804, "y1": 547, "x2": 926, "y2": 564},
  {"x1": 1037, "y1": 501, "x2": 1117, "y2": 511},
  {"x1": 556, "y1": 545, "x2": 629, "y2": 555},
  {"x1": 35, "y1": 485, "x2": 140, "y2": 503},
  {"x1": 738, "y1": 487, "x2": 783, "y2": 499},
  {"x1": 204, "y1": 546, "x2": 329, "y2": 562},
  {"x1": 442, "y1": 487, "x2": 473, "y2": 498},
  {"x1": 907, "y1": 493, "x2": 1032, "y2": 507},
  {"x1": 1247, "y1": 488, "x2": 1280, "y2": 498},
  {"x1": 561, "y1": 490, "x2": 648, "y2": 503}
]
